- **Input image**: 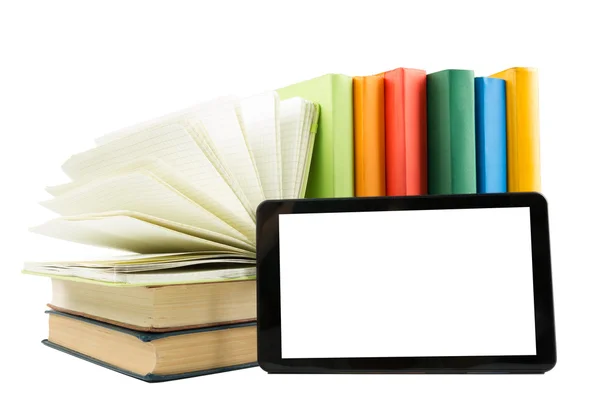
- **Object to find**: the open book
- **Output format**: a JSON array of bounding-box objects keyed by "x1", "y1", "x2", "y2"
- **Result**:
[{"x1": 24, "y1": 92, "x2": 319, "y2": 285}]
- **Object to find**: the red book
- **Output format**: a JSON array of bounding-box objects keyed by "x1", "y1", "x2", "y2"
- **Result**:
[{"x1": 382, "y1": 68, "x2": 428, "y2": 196}]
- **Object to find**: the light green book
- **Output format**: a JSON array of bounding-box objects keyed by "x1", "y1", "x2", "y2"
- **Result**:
[{"x1": 278, "y1": 74, "x2": 354, "y2": 198}]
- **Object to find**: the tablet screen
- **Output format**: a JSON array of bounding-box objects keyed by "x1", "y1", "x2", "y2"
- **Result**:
[{"x1": 278, "y1": 206, "x2": 537, "y2": 359}]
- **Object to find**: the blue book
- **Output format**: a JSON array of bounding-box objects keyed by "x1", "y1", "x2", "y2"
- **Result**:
[{"x1": 474, "y1": 77, "x2": 507, "y2": 193}]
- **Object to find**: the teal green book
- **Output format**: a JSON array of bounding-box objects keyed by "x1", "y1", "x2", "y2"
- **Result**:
[
  {"x1": 278, "y1": 74, "x2": 354, "y2": 198},
  {"x1": 43, "y1": 310, "x2": 257, "y2": 382},
  {"x1": 426, "y1": 69, "x2": 477, "y2": 194}
]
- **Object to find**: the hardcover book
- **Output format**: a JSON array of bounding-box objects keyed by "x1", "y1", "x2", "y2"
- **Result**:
[
  {"x1": 489, "y1": 67, "x2": 540, "y2": 192},
  {"x1": 426, "y1": 69, "x2": 477, "y2": 194},
  {"x1": 382, "y1": 68, "x2": 428, "y2": 196},
  {"x1": 46, "y1": 278, "x2": 256, "y2": 331},
  {"x1": 44, "y1": 310, "x2": 257, "y2": 382},
  {"x1": 475, "y1": 77, "x2": 507, "y2": 193},
  {"x1": 353, "y1": 74, "x2": 386, "y2": 196}
]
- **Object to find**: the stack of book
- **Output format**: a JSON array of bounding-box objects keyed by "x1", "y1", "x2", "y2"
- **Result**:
[
  {"x1": 24, "y1": 92, "x2": 320, "y2": 381},
  {"x1": 44, "y1": 279, "x2": 257, "y2": 381},
  {"x1": 24, "y1": 66, "x2": 541, "y2": 381}
]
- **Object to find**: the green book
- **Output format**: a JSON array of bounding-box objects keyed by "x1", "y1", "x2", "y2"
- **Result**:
[
  {"x1": 278, "y1": 74, "x2": 354, "y2": 198},
  {"x1": 426, "y1": 69, "x2": 477, "y2": 194}
]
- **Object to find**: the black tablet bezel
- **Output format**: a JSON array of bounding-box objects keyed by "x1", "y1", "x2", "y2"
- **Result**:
[{"x1": 256, "y1": 192, "x2": 556, "y2": 374}]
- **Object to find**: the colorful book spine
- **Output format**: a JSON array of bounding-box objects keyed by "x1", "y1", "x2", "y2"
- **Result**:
[
  {"x1": 382, "y1": 68, "x2": 427, "y2": 196},
  {"x1": 426, "y1": 69, "x2": 477, "y2": 194},
  {"x1": 489, "y1": 67, "x2": 540, "y2": 192},
  {"x1": 277, "y1": 74, "x2": 354, "y2": 198},
  {"x1": 353, "y1": 75, "x2": 385, "y2": 197},
  {"x1": 475, "y1": 77, "x2": 507, "y2": 193}
]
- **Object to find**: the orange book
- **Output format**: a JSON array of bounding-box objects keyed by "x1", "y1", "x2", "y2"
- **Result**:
[
  {"x1": 382, "y1": 68, "x2": 427, "y2": 196},
  {"x1": 353, "y1": 75, "x2": 385, "y2": 197}
]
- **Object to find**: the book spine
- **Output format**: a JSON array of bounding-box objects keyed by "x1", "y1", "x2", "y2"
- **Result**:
[
  {"x1": 427, "y1": 69, "x2": 477, "y2": 194},
  {"x1": 475, "y1": 77, "x2": 507, "y2": 193},
  {"x1": 490, "y1": 67, "x2": 540, "y2": 192},
  {"x1": 353, "y1": 75, "x2": 386, "y2": 197},
  {"x1": 383, "y1": 68, "x2": 427, "y2": 196},
  {"x1": 332, "y1": 74, "x2": 356, "y2": 198}
]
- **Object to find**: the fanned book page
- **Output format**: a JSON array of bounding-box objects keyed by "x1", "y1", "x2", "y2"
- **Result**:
[
  {"x1": 23, "y1": 258, "x2": 256, "y2": 286},
  {"x1": 58, "y1": 123, "x2": 256, "y2": 236},
  {"x1": 49, "y1": 157, "x2": 256, "y2": 240},
  {"x1": 25, "y1": 90, "x2": 320, "y2": 285},
  {"x1": 26, "y1": 251, "x2": 254, "y2": 268},
  {"x1": 279, "y1": 98, "x2": 306, "y2": 199},
  {"x1": 31, "y1": 211, "x2": 255, "y2": 254},
  {"x1": 29, "y1": 216, "x2": 253, "y2": 255},
  {"x1": 295, "y1": 102, "x2": 320, "y2": 198},
  {"x1": 238, "y1": 92, "x2": 282, "y2": 200},
  {"x1": 94, "y1": 96, "x2": 239, "y2": 146},
  {"x1": 192, "y1": 105, "x2": 265, "y2": 212},
  {"x1": 279, "y1": 98, "x2": 319, "y2": 198},
  {"x1": 41, "y1": 171, "x2": 251, "y2": 243}
]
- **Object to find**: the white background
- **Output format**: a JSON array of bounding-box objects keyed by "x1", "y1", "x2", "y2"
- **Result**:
[
  {"x1": 1, "y1": 0, "x2": 599, "y2": 399},
  {"x1": 279, "y1": 208, "x2": 537, "y2": 358}
]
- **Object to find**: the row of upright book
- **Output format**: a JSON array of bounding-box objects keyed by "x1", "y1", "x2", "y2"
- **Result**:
[{"x1": 280, "y1": 67, "x2": 540, "y2": 199}]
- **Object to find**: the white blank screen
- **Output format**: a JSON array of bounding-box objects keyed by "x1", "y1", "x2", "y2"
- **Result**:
[{"x1": 278, "y1": 207, "x2": 537, "y2": 358}]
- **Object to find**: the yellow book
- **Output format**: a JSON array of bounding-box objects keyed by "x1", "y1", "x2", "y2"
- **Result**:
[{"x1": 489, "y1": 67, "x2": 540, "y2": 192}]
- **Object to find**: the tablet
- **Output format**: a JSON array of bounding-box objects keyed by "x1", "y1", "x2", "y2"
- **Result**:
[{"x1": 256, "y1": 192, "x2": 556, "y2": 374}]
